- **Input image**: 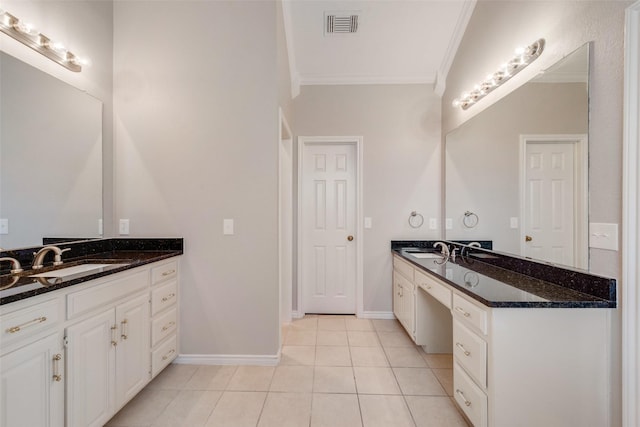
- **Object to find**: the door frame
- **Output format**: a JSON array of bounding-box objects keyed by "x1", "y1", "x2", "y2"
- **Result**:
[
  {"x1": 278, "y1": 108, "x2": 293, "y2": 337},
  {"x1": 622, "y1": 2, "x2": 640, "y2": 426},
  {"x1": 519, "y1": 134, "x2": 588, "y2": 269},
  {"x1": 297, "y1": 136, "x2": 364, "y2": 317}
]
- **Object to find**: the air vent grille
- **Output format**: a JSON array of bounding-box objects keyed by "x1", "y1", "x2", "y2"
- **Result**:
[{"x1": 325, "y1": 13, "x2": 359, "y2": 35}]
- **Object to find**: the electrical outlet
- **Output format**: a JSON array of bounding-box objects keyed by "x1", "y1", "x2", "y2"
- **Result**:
[
  {"x1": 0, "y1": 219, "x2": 8, "y2": 235},
  {"x1": 98, "y1": 219, "x2": 103, "y2": 236},
  {"x1": 429, "y1": 218, "x2": 437, "y2": 230},
  {"x1": 119, "y1": 219, "x2": 130, "y2": 235},
  {"x1": 445, "y1": 218, "x2": 453, "y2": 230},
  {"x1": 364, "y1": 217, "x2": 372, "y2": 229},
  {"x1": 223, "y1": 219, "x2": 234, "y2": 235},
  {"x1": 510, "y1": 217, "x2": 519, "y2": 229}
]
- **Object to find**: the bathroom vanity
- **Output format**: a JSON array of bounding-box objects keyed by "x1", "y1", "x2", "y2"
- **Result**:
[
  {"x1": 0, "y1": 238, "x2": 183, "y2": 427},
  {"x1": 392, "y1": 241, "x2": 616, "y2": 427}
]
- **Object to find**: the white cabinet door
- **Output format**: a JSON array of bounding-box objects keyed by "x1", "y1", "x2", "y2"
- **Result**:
[
  {"x1": 404, "y1": 282, "x2": 415, "y2": 336},
  {"x1": 393, "y1": 274, "x2": 402, "y2": 321},
  {"x1": 115, "y1": 293, "x2": 150, "y2": 410},
  {"x1": 66, "y1": 309, "x2": 115, "y2": 427},
  {"x1": 0, "y1": 332, "x2": 64, "y2": 427}
]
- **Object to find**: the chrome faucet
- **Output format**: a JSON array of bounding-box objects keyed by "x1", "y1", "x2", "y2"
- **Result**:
[
  {"x1": 433, "y1": 242, "x2": 450, "y2": 257},
  {"x1": 32, "y1": 246, "x2": 71, "y2": 270},
  {"x1": 0, "y1": 257, "x2": 23, "y2": 274}
]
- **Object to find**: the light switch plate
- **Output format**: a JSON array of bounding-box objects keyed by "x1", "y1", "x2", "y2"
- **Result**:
[
  {"x1": 445, "y1": 218, "x2": 453, "y2": 230},
  {"x1": 0, "y1": 219, "x2": 8, "y2": 235},
  {"x1": 510, "y1": 217, "x2": 519, "y2": 229},
  {"x1": 589, "y1": 222, "x2": 618, "y2": 251},
  {"x1": 364, "y1": 217, "x2": 372, "y2": 229},
  {"x1": 223, "y1": 219, "x2": 234, "y2": 235},
  {"x1": 429, "y1": 218, "x2": 437, "y2": 230},
  {"x1": 119, "y1": 219, "x2": 130, "y2": 235}
]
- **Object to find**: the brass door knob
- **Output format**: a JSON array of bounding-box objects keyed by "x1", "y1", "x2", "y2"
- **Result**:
[
  {"x1": 347, "y1": 235, "x2": 354, "y2": 241},
  {"x1": 525, "y1": 235, "x2": 533, "y2": 242}
]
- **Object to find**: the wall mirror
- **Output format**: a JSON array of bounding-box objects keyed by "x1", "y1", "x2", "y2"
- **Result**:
[
  {"x1": 0, "y1": 51, "x2": 103, "y2": 250},
  {"x1": 445, "y1": 43, "x2": 589, "y2": 269}
]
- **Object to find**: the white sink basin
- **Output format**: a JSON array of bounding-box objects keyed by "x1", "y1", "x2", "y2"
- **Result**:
[
  {"x1": 30, "y1": 263, "x2": 129, "y2": 278},
  {"x1": 409, "y1": 253, "x2": 443, "y2": 259}
]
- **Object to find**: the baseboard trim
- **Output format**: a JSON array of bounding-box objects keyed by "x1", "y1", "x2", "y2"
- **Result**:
[
  {"x1": 175, "y1": 352, "x2": 280, "y2": 366},
  {"x1": 359, "y1": 311, "x2": 396, "y2": 320}
]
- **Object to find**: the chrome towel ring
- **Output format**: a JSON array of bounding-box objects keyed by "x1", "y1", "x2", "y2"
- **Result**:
[
  {"x1": 463, "y1": 211, "x2": 479, "y2": 228},
  {"x1": 408, "y1": 211, "x2": 424, "y2": 228}
]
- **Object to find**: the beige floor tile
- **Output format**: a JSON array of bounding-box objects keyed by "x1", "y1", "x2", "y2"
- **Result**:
[
  {"x1": 204, "y1": 391, "x2": 266, "y2": 427},
  {"x1": 359, "y1": 394, "x2": 415, "y2": 427},
  {"x1": 151, "y1": 390, "x2": 222, "y2": 427},
  {"x1": 313, "y1": 366, "x2": 356, "y2": 393},
  {"x1": 345, "y1": 318, "x2": 374, "y2": 331},
  {"x1": 371, "y1": 319, "x2": 403, "y2": 332},
  {"x1": 291, "y1": 316, "x2": 318, "y2": 330},
  {"x1": 269, "y1": 366, "x2": 314, "y2": 392},
  {"x1": 353, "y1": 367, "x2": 401, "y2": 395},
  {"x1": 311, "y1": 393, "x2": 363, "y2": 427},
  {"x1": 183, "y1": 366, "x2": 237, "y2": 390},
  {"x1": 317, "y1": 330, "x2": 348, "y2": 346},
  {"x1": 315, "y1": 346, "x2": 352, "y2": 366},
  {"x1": 280, "y1": 346, "x2": 316, "y2": 366},
  {"x1": 226, "y1": 366, "x2": 275, "y2": 391},
  {"x1": 393, "y1": 368, "x2": 446, "y2": 396},
  {"x1": 384, "y1": 346, "x2": 428, "y2": 367},
  {"x1": 405, "y1": 396, "x2": 470, "y2": 427},
  {"x1": 432, "y1": 369, "x2": 454, "y2": 396},
  {"x1": 350, "y1": 346, "x2": 390, "y2": 367},
  {"x1": 146, "y1": 364, "x2": 198, "y2": 390},
  {"x1": 107, "y1": 389, "x2": 179, "y2": 426},
  {"x1": 317, "y1": 316, "x2": 347, "y2": 331},
  {"x1": 347, "y1": 331, "x2": 381, "y2": 347},
  {"x1": 284, "y1": 330, "x2": 317, "y2": 346},
  {"x1": 257, "y1": 392, "x2": 312, "y2": 427},
  {"x1": 377, "y1": 331, "x2": 416, "y2": 347},
  {"x1": 422, "y1": 353, "x2": 453, "y2": 369}
]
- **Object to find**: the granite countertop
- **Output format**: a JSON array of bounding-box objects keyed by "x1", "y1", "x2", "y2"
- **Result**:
[
  {"x1": 0, "y1": 238, "x2": 183, "y2": 306},
  {"x1": 393, "y1": 246, "x2": 616, "y2": 309}
]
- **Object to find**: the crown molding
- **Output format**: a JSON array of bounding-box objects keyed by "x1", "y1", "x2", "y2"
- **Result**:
[{"x1": 299, "y1": 74, "x2": 436, "y2": 86}]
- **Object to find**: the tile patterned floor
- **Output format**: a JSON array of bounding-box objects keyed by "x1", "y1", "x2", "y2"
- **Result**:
[{"x1": 106, "y1": 315, "x2": 470, "y2": 427}]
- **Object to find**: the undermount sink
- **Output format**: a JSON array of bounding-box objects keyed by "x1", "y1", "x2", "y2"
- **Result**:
[
  {"x1": 30, "y1": 263, "x2": 130, "y2": 278},
  {"x1": 408, "y1": 253, "x2": 443, "y2": 259}
]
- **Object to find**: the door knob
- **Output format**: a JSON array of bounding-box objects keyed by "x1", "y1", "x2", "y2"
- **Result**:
[
  {"x1": 347, "y1": 235, "x2": 354, "y2": 241},
  {"x1": 525, "y1": 235, "x2": 533, "y2": 242}
]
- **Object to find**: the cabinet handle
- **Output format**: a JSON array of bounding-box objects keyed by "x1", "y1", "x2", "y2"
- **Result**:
[
  {"x1": 52, "y1": 354, "x2": 62, "y2": 382},
  {"x1": 456, "y1": 389, "x2": 472, "y2": 406},
  {"x1": 121, "y1": 319, "x2": 128, "y2": 340},
  {"x1": 454, "y1": 306, "x2": 471, "y2": 317},
  {"x1": 455, "y1": 342, "x2": 471, "y2": 356},
  {"x1": 162, "y1": 269, "x2": 176, "y2": 276},
  {"x1": 162, "y1": 293, "x2": 176, "y2": 302},
  {"x1": 6, "y1": 316, "x2": 47, "y2": 334},
  {"x1": 162, "y1": 321, "x2": 176, "y2": 332},
  {"x1": 162, "y1": 348, "x2": 175, "y2": 361},
  {"x1": 111, "y1": 325, "x2": 118, "y2": 346}
]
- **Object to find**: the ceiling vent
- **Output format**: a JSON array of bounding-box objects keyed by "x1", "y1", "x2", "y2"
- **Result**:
[{"x1": 325, "y1": 12, "x2": 359, "y2": 35}]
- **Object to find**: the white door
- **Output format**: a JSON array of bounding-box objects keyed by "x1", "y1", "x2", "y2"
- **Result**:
[
  {"x1": 301, "y1": 141, "x2": 357, "y2": 314},
  {"x1": 523, "y1": 142, "x2": 575, "y2": 265}
]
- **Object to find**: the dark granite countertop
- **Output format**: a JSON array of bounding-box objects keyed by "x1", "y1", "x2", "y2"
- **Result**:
[
  {"x1": 392, "y1": 242, "x2": 616, "y2": 309},
  {"x1": 0, "y1": 238, "x2": 183, "y2": 306}
]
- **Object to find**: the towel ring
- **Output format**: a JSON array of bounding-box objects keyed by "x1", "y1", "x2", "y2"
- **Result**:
[
  {"x1": 408, "y1": 211, "x2": 424, "y2": 228},
  {"x1": 463, "y1": 211, "x2": 479, "y2": 228},
  {"x1": 463, "y1": 271, "x2": 479, "y2": 288}
]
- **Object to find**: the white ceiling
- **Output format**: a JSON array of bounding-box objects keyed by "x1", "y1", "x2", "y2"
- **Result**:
[{"x1": 283, "y1": 0, "x2": 476, "y2": 95}]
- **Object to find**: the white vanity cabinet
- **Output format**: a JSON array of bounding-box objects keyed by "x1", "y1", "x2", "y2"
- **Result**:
[{"x1": 149, "y1": 260, "x2": 179, "y2": 377}]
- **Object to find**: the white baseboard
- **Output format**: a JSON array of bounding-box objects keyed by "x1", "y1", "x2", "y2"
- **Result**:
[
  {"x1": 175, "y1": 352, "x2": 280, "y2": 366},
  {"x1": 359, "y1": 311, "x2": 396, "y2": 320}
]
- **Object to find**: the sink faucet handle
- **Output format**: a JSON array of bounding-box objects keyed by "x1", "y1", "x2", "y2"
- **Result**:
[
  {"x1": 0, "y1": 257, "x2": 23, "y2": 274},
  {"x1": 53, "y1": 248, "x2": 71, "y2": 266},
  {"x1": 433, "y1": 242, "x2": 450, "y2": 257}
]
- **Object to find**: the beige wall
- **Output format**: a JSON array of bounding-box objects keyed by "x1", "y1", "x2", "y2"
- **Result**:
[
  {"x1": 113, "y1": 1, "x2": 280, "y2": 356},
  {"x1": 293, "y1": 84, "x2": 442, "y2": 313}
]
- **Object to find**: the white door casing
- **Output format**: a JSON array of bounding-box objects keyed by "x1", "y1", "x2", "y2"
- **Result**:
[
  {"x1": 520, "y1": 135, "x2": 588, "y2": 269},
  {"x1": 298, "y1": 136, "x2": 363, "y2": 315},
  {"x1": 279, "y1": 108, "x2": 293, "y2": 331}
]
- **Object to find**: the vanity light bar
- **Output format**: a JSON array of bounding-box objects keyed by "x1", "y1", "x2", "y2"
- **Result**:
[
  {"x1": 0, "y1": 10, "x2": 89, "y2": 72},
  {"x1": 452, "y1": 38, "x2": 545, "y2": 110}
]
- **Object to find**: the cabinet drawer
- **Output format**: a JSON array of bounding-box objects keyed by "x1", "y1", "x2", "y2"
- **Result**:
[
  {"x1": 0, "y1": 298, "x2": 61, "y2": 347},
  {"x1": 151, "y1": 280, "x2": 177, "y2": 316},
  {"x1": 452, "y1": 293, "x2": 488, "y2": 335},
  {"x1": 415, "y1": 270, "x2": 452, "y2": 309},
  {"x1": 151, "y1": 261, "x2": 178, "y2": 285},
  {"x1": 151, "y1": 308, "x2": 177, "y2": 347},
  {"x1": 152, "y1": 333, "x2": 177, "y2": 377},
  {"x1": 393, "y1": 256, "x2": 414, "y2": 281},
  {"x1": 454, "y1": 362, "x2": 488, "y2": 427},
  {"x1": 453, "y1": 319, "x2": 487, "y2": 388}
]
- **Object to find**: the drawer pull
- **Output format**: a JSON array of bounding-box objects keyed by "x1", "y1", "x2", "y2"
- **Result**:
[
  {"x1": 162, "y1": 293, "x2": 176, "y2": 302},
  {"x1": 456, "y1": 342, "x2": 471, "y2": 356},
  {"x1": 455, "y1": 306, "x2": 471, "y2": 317},
  {"x1": 162, "y1": 348, "x2": 176, "y2": 361},
  {"x1": 162, "y1": 269, "x2": 176, "y2": 277},
  {"x1": 111, "y1": 325, "x2": 118, "y2": 346},
  {"x1": 6, "y1": 316, "x2": 47, "y2": 333},
  {"x1": 162, "y1": 321, "x2": 176, "y2": 332},
  {"x1": 456, "y1": 389, "x2": 472, "y2": 407},
  {"x1": 52, "y1": 354, "x2": 62, "y2": 382},
  {"x1": 121, "y1": 319, "x2": 128, "y2": 340}
]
